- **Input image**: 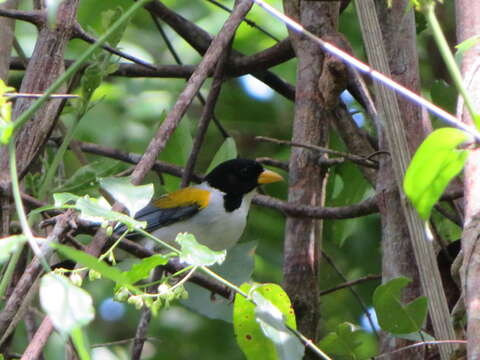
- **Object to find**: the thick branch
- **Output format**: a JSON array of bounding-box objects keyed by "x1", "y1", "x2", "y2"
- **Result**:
[{"x1": 145, "y1": 0, "x2": 295, "y2": 100}]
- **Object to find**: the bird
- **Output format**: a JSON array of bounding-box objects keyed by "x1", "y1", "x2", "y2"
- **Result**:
[{"x1": 118, "y1": 158, "x2": 283, "y2": 251}]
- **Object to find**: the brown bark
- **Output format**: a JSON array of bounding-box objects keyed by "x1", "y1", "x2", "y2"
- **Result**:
[
  {"x1": 282, "y1": 0, "x2": 340, "y2": 345},
  {"x1": 0, "y1": 0, "x2": 79, "y2": 180},
  {"x1": 375, "y1": 1, "x2": 430, "y2": 358},
  {"x1": 456, "y1": 1, "x2": 480, "y2": 359}
]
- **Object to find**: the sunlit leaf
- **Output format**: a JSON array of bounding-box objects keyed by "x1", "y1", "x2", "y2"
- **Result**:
[
  {"x1": 176, "y1": 233, "x2": 226, "y2": 266},
  {"x1": 206, "y1": 137, "x2": 238, "y2": 173},
  {"x1": 373, "y1": 277, "x2": 428, "y2": 334},
  {"x1": 0, "y1": 235, "x2": 27, "y2": 264},
  {"x1": 99, "y1": 177, "x2": 153, "y2": 216},
  {"x1": 54, "y1": 192, "x2": 80, "y2": 207},
  {"x1": 403, "y1": 128, "x2": 470, "y2": 220},
  {"x1": 76, "y1": 196, "x2": 146, "y2": 230},
  {"x1": 233, "y1": 283, "x2": 302, "y2": 360},
  {"x1": 39, "y1": 273, "x2": 94, "y2": 334}
]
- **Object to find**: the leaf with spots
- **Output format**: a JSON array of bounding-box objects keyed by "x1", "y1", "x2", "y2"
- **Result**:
[{"x1": 233, "y1": 283, "x2": 302, "y2": 360}]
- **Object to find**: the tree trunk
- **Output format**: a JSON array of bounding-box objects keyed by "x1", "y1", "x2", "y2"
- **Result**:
[
  {"x1": 456, "y1": 1, "x2": 480, "y2": 358},
  {"x1": 282, "y1": 0, "x2": 340, "y2": 346}
]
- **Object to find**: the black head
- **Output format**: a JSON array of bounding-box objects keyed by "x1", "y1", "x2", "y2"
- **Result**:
[{"x1": 205, "y1": 158, "x2": 283, "y2": 196}]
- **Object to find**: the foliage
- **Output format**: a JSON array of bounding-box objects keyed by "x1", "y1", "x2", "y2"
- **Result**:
[{"x1": 0, "y1": 0, "x2": 473, "y2": 359}]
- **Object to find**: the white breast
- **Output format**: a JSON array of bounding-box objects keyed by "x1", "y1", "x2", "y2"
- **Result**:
[{"x1": 151, "y1": 184, "x2": 255, "y2": 251}]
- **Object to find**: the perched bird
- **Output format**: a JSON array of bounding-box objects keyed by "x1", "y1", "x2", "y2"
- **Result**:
[{"x1": 121, "y1": 158, "x2": 283, "y2": 251}]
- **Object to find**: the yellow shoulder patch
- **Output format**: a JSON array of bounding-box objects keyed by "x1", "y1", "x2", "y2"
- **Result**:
[{"x1": 153, "y1": 187, "x2": 210, "y2": 209}]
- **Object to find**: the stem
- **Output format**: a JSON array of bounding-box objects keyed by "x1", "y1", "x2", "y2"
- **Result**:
[
  {"x1": 11, "y1": 0, "x2": 151, "y2": 134},
  {"x1": 0, "y1": 245, "x2": 24, "y2": 298},
  {"x1": 71, "y1": 327, "x2": 91, "y2": 360},
  {"x1": 425, "y1": 3, "x2": 479, "y2": 128},
  {"x1": 9, "y1": 140, "x2": 50, "y2": 272}
]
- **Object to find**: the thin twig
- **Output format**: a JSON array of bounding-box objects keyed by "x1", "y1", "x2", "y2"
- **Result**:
[
  {"x1": 149, "y1": 12, "x2": 229, "y2": 138},
  {"x1": 321, "y1": 251, "x2": 379, "y2": 339},
  {"x1": 256, "y1": 136, "x2": 378, "y2": 168},
  {"x1": 5, "y1": 93, "x2": 79, "y2": 99},
  {"x1": 251, "y1": 0, "x2": 480, "y2": 142},
  {"x1": 145, "y1": 0, "x2": 295, "y2": 101},
  {"x1": 181, "y1": 40, "x2": 231, "y2": 187},
  {"x1": 0, "y1": 8, "x2": 45, "y2": 26},
  {"x1": 72, "y1": 22, "x2": 158, "y2": 71},
  {"x1": 319, "y1": 274, "x2": 381, "y2": 296},
  {"x1": 374, "y1": 340, "x2": 466, "y2": 359},
  {"x1": 131, "y1": 0, "x2": 253, "y2": 186},
  {"x1": 255, "y1": 157, "x2": 289, "y2": 171}
]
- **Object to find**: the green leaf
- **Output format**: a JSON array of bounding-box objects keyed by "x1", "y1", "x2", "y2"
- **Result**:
[
  {"x1": 403, "y1": 128, "x2": 470, "y2": 220},
  {"x1": 101, "y1": 7, "x2": 128, "y2": 48},
  {"x1": 206, "y1": 137, "x2": 238, "y2": 173},
  {"x1": 233, "y1": 283, "x2": 302, "y2": 360},
  {"x1": 176, "y1": 233, "x2": 226, "y2": 266},
  {"x1": 0, "y1": 235, "x2": 27, "y2": 264},
  {"x1": 318, "y1": 322, "x2": 368, "y2": 359},
  {"x1": 373, "y1": 277, "x2": 428, "y2": 334},
  {"x1": 123, "y1": 254, "x2": 169, "y2": 284},
  {"x1": 99, "y1": 177, "x2": 153, "y2": 216},
  {"x1": 39, "y1": 273, "x2": 94, "y2": 335},
  {"x1": 81, "y1": 64, "x2": 103, "y2": 102},
  {"x1": 455, "y1": 35, "x2": 480, "y2": 65},
  {"x1": 430, "y1": 80, "x2": 457, "y2": 115},
  {"x1": 75, "y1": 196, "x2": 146, "y2": 231},
  {"x1": 54, "y1": 192, "x2": 80, "y2": 207},
  {"x1": 52, "y1": 244, "x2": 130, "y2": 286}
]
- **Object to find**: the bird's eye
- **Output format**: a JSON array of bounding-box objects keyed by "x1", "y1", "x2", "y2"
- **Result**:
[{"x1": 239, "y1": 167, "x2": 250, "y2": 177}]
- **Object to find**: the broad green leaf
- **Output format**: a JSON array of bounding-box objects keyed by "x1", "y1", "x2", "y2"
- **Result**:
[
  {"x1": 0, "y1": 235, "x2": 27, "y2": 264},
  {"x1": 373, "y1": 277, "x2": 428, "y2": 335},
  {"x1": 234, "y1": 283, "x2": 302, "y2": 360},
  {"x1": 52, "y1": 244, "x2": 130, "y2": 286},
  {"x1": 39, "y1": 273, "x2": 94, "y2": 334},
  {"x1": 75, "y1": 196, "x2": 146, "y2": 230},
  {"x1": 403, "y1": 128, "x2": 470, "y2": 220},
  {"x1": 176, "y1": 233, "x2": 226, "y2": 266},
  {"x1": 318, "y1": 322, "x2": 368, "y2": 359},
  {"x1": 206, "y1": 137, "x2": 238, "y2": 173},
  {"x1": 159, "y1": 118, "x2": 193, "y2": 192},
  {"x1": 123, "y1": 254, "x2": 169, "y2": 284},
  {"x1": 99, "y1": 177, "x2": 153, "y2": 216}
]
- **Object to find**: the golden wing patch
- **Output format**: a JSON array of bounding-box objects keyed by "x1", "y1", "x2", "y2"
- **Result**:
[{"x1": 153, "y1": 187, "x2": 210, "y2": 209}]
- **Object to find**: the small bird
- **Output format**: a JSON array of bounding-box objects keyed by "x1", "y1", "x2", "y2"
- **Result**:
[{"x1": 124, "y1": 158, "x2": 283, "y2": 251}]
